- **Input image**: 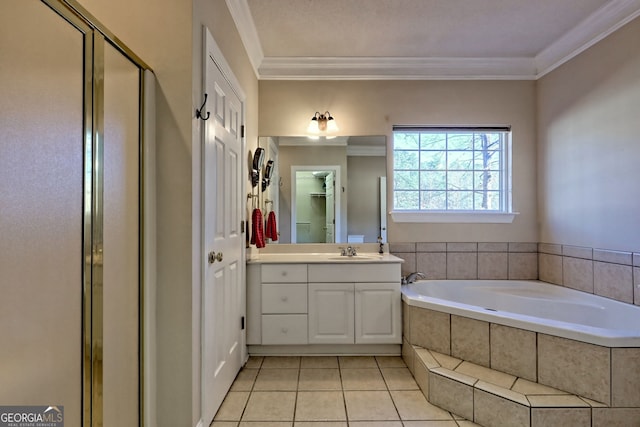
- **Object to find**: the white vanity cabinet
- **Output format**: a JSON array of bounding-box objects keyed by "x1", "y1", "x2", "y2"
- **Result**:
[
  {"x1": 308, "y1": 264, "x2": 401, "y2": 345},
  {"x1": 246, "y1": 255, "x2": 402, "y2": 352},
  {"x1": 259, "y1": 264, "x2": 308, "y2": 345},
  {"x1": 308, "y1": 283, "x2": 355, "y2": 344},
  {"x1": 355, "y1": 282, "x2": 402, "y2": 344}
]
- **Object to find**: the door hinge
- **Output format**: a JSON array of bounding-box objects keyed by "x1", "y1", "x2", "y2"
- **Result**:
[
  {"x1": 241, "y1": 125, "x2": 245, "y2": 138},
  {"x1": 241, "y1": 316, "x2": 245, "y2": 330}
]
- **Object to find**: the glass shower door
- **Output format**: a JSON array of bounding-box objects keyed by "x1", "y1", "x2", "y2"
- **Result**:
[{"x1": 0, "y1": 2, "x2": 85, "y2": 425}]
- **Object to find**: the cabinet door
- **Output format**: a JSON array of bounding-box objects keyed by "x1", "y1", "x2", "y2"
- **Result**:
[
  {"x1": 355, "y1": 282, "x2": 402, "y2": 344},
  {"x1": 308, "y1": 283, "x2": 354, "y2": 344}
]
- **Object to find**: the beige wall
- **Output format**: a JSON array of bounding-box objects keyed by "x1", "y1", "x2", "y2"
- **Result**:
[
  {"x1": 537, "y1": 17, "x2": 640, "y2": 252},
  {"x1": 76, "y1": 0, "x2": 258, "y2": 426},
  {"x1": 259, "y1": 80, "x2": 538, "y2": 243}
]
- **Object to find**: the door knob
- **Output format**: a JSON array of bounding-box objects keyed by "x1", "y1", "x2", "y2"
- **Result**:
[{"x1": 208, "y1": 251, "x2": 223, "y2": 264}]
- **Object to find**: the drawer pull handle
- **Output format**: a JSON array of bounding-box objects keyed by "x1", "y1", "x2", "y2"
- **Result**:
[
  {"x1": 281, "y1": 328, "x2": 288, "y2": 334},
  {"x1": 281, "y1": 271, "x2": 287, "y2": 276},
  {"x1": 281, "y1": 296, "x2": 288, "y2": 302}
]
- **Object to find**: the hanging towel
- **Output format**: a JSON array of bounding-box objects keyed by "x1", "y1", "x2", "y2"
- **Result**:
[
  {"x1": 265, "y1": 211, "x2": 278, "y2": 241},
  {"x1": 251, "y1": 208, "x2": 266, "y2": 248}
]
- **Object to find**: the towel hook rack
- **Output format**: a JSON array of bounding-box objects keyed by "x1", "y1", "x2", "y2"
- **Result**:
[{"x1": 196, "y1": 93, "x2": 210, "y2": 121}]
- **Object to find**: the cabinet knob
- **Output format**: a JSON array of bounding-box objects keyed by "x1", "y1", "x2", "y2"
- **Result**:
[
  {"x1": 281, "y1": 328, "x2": 288, "y2": 334},
  {"x1": 281, "y1": 271, "x2": 287, "y2": 276},
  {"x1": 281, "y1": 296, "x2": 288, "y2": 302}
]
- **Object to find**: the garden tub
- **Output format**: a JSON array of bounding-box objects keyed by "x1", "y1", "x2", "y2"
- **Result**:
[{"x1": 402, "y1": 279, "x2": 640, "y2": 347}]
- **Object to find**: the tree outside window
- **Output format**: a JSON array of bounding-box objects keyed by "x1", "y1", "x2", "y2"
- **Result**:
[{"x1": 393, "y1": 127, "x2": 509, "y2": 212}]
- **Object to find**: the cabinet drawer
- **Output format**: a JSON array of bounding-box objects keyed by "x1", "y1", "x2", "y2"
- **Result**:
[
  {"x1": 262, "y1": 283, "x2": 307, "y2": 314},
  {"x1": 262, "y1": 315, "x2": 308, "y2": 345},
  {"x1": 308, "y1": 263, "x2": 401, "y2": 283},
  {"x1": 262, "y1": 264, "x2": 307, "y2": 283}
]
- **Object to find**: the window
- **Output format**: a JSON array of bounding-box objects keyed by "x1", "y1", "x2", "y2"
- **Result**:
[{"x1": 392, "y1": 126, "x2": 515, "y2": 223}]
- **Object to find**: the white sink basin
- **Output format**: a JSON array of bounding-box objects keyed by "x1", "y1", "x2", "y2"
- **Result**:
[{"x1": 326, "y1": 255, "x2": 381, "y2": 261}]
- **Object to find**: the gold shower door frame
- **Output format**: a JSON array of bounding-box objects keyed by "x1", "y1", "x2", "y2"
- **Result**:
[{"x1": 42, "y1": 1, "x2": 152, "y2": 426}]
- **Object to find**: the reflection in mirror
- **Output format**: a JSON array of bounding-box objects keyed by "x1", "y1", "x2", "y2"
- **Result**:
[
  {"x1": 258, "y1": 136, "x2": 386, "y2": 244},
  {"x1": 292, "y1": 167, "x2": 340, "y2": 243}
]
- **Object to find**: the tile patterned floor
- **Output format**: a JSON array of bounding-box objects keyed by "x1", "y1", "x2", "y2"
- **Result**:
[{"x1": 212, "y1": 355, "x2": 481, "y2": 427}]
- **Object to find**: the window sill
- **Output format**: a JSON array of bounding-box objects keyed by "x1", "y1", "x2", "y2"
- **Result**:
[{"x1": 390, "y1": 211, "x2": 519, "y2": 224}]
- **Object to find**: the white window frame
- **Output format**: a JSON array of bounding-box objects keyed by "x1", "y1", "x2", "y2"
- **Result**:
[{"x1": 390, "y1": 126, "x2": 517, "y2": 224}]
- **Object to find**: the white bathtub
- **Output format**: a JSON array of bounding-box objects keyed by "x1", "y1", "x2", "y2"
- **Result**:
[{"x1": 402, "y1": 280, "x2": 640, "y2": 347}]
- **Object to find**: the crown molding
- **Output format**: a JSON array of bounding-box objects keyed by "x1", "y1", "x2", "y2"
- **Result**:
[
  {"x1": 258, "y1": 57, "x2": 538, "y2": 80},
  {"x1": 225, "y1": 0, "x2": 264, "y2": 77},
  {"x1": 535, "y1": 0, "x2": 640, "y2": 78},
  {"x1": 229, "y1": 0, "x2": 640, "y2": 80}
]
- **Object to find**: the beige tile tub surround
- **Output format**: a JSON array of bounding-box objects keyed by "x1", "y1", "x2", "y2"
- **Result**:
[
  {"x1": 446, "y1": 252, "x2": 478, "y2": 280},
  {"x1": 417, "y1": 252, "x2": 447, "y2": 279},
  {"x1": 428, "y1": 370, "x2": 474, "y2": 420},
  {"x1": 405, "y1": 346, "x2": 610, "y2": 427},
  {"x1": 474, "y1": 388, "x2": 530, "y2": 427},
  {"x1": 392, "y1": 241, "x2": 539, "y2": 280},
  {"x1": 537, "y1": 334, "x2": 611, "y2": 405},
  {"x1": 594, "y1": 261, "x2": 634, "y2": 303},
  {"x1": 592, "y1": 408, "x2": 640, "y2": 427},
  {"x1": 394, "y1": 241, "x2": 638, "y2": 306},
  {"x1": 478, "y1": 252, "x2": 508, "y2": 280},
  {"x1": 562, "y1": 256, "x2": 594, "y2": 293},
  {"x1": 538, "y1": 243, "x2": 639, "y2": 306},
  {"x1": 611, "y1": 348, "x2": 640, "y2": 407},
  {"x1": 409, "y1": 305, "x2": 450, "y2": 355},
  {"x1": 508, "y1": 252, "x2": 539, "y2": 280},
  {"x1": 490, "y1": 323, "x2": 537, "y2": 382},
  {"x1": 538, "y1": 253, "x2": 563, "y2": 285},
  {"x1": 450, "y1": 315, "x2": 489, "y2": 366},
  {"x1": 530, "y1": 408, "x2": 591, "y2": 427},
  {"x1": 403, "y1": 302, "x2": 640, "y2": 413}
]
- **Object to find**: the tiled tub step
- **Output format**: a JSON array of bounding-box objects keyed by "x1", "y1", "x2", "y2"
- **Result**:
[{"x1": 407, "y1": 344, "x2": 609, "y2": 427}]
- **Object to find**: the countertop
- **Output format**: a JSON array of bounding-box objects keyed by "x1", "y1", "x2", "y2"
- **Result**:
[{"x1": 246, "y1": 252, "x2": 404, "y2": 264}]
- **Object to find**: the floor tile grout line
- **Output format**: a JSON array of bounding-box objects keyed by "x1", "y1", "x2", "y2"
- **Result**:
[{"x1": 225, "y1": 355, "x2": 431, "y2": 425}]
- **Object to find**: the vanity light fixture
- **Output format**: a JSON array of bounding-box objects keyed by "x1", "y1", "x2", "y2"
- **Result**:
[{"x1": 307, "y1": 111, "x2": 339, "y2": 134}]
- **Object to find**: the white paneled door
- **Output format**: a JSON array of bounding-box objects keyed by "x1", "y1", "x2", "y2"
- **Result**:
[{"x1": 201, "y1": 30, "x2": 245, "y2": 426}]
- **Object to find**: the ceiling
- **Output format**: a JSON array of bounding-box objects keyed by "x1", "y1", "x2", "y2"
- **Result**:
[{"x1": 226, "y1": 0, "x2": 640, "y2": 79}]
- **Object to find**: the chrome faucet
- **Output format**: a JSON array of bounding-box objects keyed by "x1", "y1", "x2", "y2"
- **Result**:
[
  {"x1": 402, "y1": 272, "x2": 426, "y2": 284},
  {"x1": 339, "y1": 246, "x2": 358, "y2": 257}
]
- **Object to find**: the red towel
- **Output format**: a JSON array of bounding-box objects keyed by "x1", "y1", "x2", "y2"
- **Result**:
[
  {"x1": 265, "y1": 211, "x2": 278, "y2": 241},
  {"x1": 251, "y1": 208, "x2": 266, "y2": 248}
]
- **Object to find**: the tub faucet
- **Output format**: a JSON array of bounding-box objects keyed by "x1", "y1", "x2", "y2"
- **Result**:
[{"x1": 402, "y1": 272, "x2": 426, "y2": 284}]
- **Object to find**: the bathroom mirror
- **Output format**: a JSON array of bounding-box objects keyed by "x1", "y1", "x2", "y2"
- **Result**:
[{"x1": 258, "y1": 135, "x2": 387, "y2": 244}]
